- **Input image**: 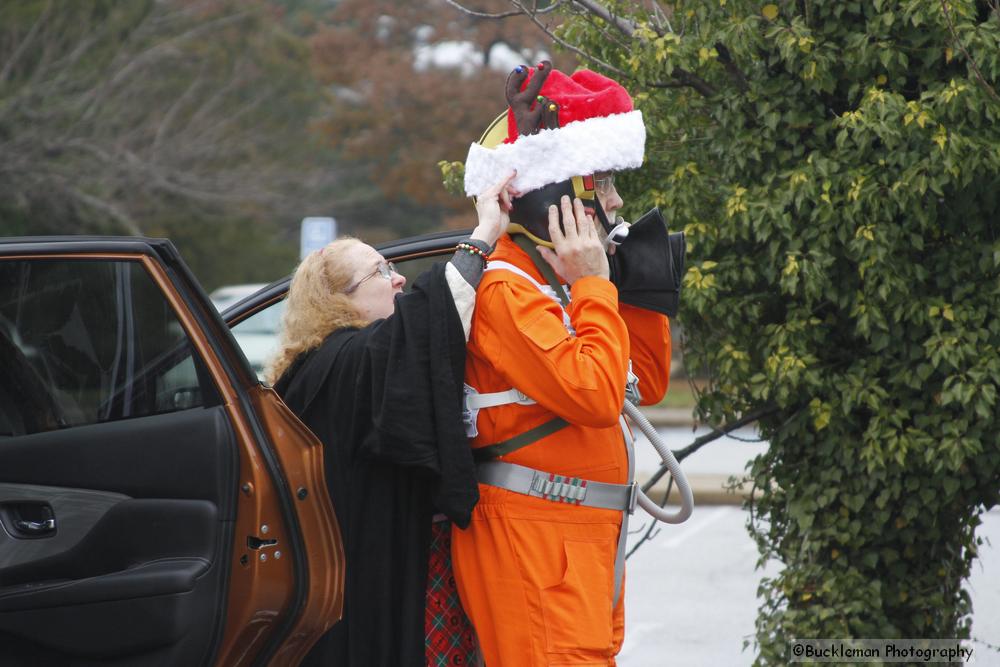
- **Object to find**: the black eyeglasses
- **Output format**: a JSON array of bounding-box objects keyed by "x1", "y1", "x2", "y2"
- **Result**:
[{"x1": 345, "y1": 260, "x2": 396, "y2": 293}]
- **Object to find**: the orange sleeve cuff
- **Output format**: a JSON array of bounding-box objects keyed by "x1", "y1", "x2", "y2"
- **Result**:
[{"x1": 569, "y1": 276, "x2": 618, "y2": 306}]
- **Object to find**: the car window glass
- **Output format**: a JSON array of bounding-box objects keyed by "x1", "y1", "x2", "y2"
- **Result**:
[
  {"x1": 223, "y1": 251, "x2": 451, "y2": 382},
  {"x1": 0, "y1": 259, "x2": 219, "y2": 437},
  {"x1": 230, "y1": 299, "x2": 286, "y2": 379}
]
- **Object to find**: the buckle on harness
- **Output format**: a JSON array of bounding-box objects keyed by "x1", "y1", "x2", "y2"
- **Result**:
[
  {"x1": 513, "y1": 388, "x2": 534, "y2": 405},
  {"x1": 625, "y1": 360, "x2": 642, "y2": 406},
  {"x1": 461, "y1": 383, "x2": 479, "y2": 438},
  {"x1": 628, "y1": 482, "x2": 639, "y2": 514},
  {"x1": 530, "y1": 472, "x2": 588, "y2": 504}
]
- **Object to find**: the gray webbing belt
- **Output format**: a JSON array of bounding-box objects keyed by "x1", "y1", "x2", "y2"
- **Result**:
[
  {"x1": 474, "y1": 413, "x2": 636, "y2": 607},
  {"x1": 476, "y1": 461, "x2": 637, "y2": 512}
]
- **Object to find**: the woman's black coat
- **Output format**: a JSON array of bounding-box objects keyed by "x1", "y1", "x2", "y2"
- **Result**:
[{"x1": 275, "y1": 263, "x2": 477, "y2": 667}]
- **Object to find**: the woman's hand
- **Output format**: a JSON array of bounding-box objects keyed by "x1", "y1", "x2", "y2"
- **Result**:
[
  {"x1": 470, "y1": 171, "x2": 518, "y2": 247},
  {"x1": 536, "y1": 195, "x2": 610, "y2": 284}
]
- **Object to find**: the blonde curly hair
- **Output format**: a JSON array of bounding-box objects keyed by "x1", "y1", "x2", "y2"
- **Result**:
[{"x1": 265, "y1": 237, "x2": 370, "y2": 384}]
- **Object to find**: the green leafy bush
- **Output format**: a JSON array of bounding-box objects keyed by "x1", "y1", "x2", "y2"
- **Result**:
[{"x1": 486, "y1": 0, "x2": 1000, "y2": 661}]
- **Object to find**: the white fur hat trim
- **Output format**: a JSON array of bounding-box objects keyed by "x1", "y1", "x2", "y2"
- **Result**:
[{"x1": 463, "y1": 110, "x2": 645, "y2": 197}]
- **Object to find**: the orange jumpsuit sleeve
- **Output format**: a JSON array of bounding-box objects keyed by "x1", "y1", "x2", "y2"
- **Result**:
[
  {"x1": 619, "y1": 303, "x2": 672, "y2": 405},
  {"x1": 474, "y1": 274, "x2": 630, "y2": 428}
]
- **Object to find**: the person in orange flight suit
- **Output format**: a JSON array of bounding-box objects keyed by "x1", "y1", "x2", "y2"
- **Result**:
[{"x1": 453, "y1": 62, "x2": 672, "y2": 666}]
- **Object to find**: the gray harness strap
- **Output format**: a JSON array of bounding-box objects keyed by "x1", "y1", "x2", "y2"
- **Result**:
[
  {"x1": 471, "y1": 417, "x2": 569, "y2": 462},
  {"x1": 476, "y1": 461, "x2": 638, "y2": 512},
  {"x1": 474, "y1": 413, "x2": 636, "y2": 607},
  {"x1": 511, "y1": 234, "x2": 571, "y2": 306},
  {"x1": 614, "y1": 414, "x2": 636, "y2": 606},
  {"x1": 484, "y1": 260, "x2": 574, "y2": 333}
]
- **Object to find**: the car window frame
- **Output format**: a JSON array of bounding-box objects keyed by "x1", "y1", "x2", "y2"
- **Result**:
[{"x1": 219, "y1": 229, "x2": 471, "y2": 334}]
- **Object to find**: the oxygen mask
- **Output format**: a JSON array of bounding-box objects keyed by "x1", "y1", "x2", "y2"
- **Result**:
[{"x1": 605, "y1": 207, "x2": 685, "y2": 318}]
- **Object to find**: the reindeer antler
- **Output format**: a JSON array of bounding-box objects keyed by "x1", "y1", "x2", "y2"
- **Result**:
[{"x1": 505, "y1": 61, "x2": 559, "y2": 136}]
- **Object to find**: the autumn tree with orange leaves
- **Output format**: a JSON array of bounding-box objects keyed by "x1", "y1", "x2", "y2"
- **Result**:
[{"x1": 304, "y1": 0, "x2": 573, "y2": 237}]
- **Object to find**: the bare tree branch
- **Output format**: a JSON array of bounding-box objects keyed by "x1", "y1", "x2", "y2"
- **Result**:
[
  {"x1": 55, "y1": 138, "x2": 115, "y2": 163},
  {"x1": 54, "y1": 16, "x2": 108, "y2": 76},
  {"x1": 645, "y1": 81, "x2": 689, "y2": 89},
  {"x1": 641, "y1": 404, "x2": 781, "y2": 492},
  {"x1": 574, "y1": 4, "x2": 633, "y2": 52},
  {"x1": 189, "y1": 66, "x2": 276, "y2": 144},
  {"x1": 67, "y1": 188, "x2": 143, "y2": 236},
  {"x1": 76, "y1": 10, "x2": 160, "y2": 125},
  {"x1": 538, "y1": 0, "x2": 718, "y2": 96},
  {"x1": 572, "y1": 0, "x2": 719, "y2": 95},
  {"x1": 626, "y1": 475, "x2": 671, "y2": 558},
  {"x1": 652, "y1": 67, "x2": 718, "y2": 96},
  {"x1": 1, "y1": 1, "x2": 340, "y2": 236},
  {"x1": 714, "y1": 42, "x2": 749, "y2": 93},
  {"x1": 110, "y1": 10, "x2": 254, "y2": 87},
  {"x1": 443, "y1": 0, "x2": 546, "y2": 20},
  {"x1": 571, "y1": 0, "x2": 637, "y2": 36},
  {"x1": 649, "y1": 0, "x2": 675, "y2": 34},
  {"x1": 185, "y1": 57, "x2": 249, "y2": 129},
  {"x1": 153, "y1": 70, "x2": 207, "y2": 156},
  {"x1": 623, "y1": 403, "x2": 782, "y2": 558},
  {"x1": 511, "y1": 0, "x2": 633, "y2": 78},
  {"x1": 438, "y1": 0, "x2": 721, "y2": 96},
  {"x1": 0, "y1": 1, "x2": 53, "y2": 84}
]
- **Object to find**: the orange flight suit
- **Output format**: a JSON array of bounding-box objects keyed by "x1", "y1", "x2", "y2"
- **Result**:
[{"x1": 452, "y1": 234, "x2": 671, "y2": 666}]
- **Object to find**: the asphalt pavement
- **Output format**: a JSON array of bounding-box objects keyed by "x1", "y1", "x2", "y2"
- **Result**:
[
  {"x1": 624, "y1": 410, "x2": 1000, "y2": 666},
  {"x1": 621, "y1": 506, "x2": 1000, "y2": 666}
]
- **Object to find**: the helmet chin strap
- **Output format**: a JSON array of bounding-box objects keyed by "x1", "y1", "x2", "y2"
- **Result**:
[
  {"x1": 590, "y1": 195, "x2": 613, "y2": 234},
  {"x1": 507, "y1": 223, "x2": 554, "y2": 250}
]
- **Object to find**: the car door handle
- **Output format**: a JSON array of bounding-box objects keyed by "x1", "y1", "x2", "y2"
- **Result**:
[{"x1": 15, "y1": 518, "x2": 55, "y2": 534}]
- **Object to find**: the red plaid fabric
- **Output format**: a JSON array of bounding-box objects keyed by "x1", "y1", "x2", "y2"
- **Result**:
[{"x1": 426, "y1": 520, "x2": 480, "y2": 666}]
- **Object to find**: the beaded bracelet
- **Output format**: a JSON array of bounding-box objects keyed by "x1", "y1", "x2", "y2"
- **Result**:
[{"x1": 455, "y1": 242, "x2": 489, "y2": 266}]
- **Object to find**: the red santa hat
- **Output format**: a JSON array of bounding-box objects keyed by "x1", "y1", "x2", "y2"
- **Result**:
[{"x1": 464, "y1": 63, "x2": 646, "y2": 197}]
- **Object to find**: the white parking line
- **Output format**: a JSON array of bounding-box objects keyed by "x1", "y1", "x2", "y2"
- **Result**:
[{"x1": 659, "y1": 506, "x2": 732, "y2": 550}]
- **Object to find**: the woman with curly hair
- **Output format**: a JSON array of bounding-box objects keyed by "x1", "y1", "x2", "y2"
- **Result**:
[{"x1": 267, "y1": 173, "x2": 516, "y2": 666}]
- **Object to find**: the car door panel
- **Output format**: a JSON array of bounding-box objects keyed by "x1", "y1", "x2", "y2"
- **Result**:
[
  {"x1": 0, "y1": 561, "x2": 209, "y2": 658},
  {"x1": 0, "y1": 497, "x2": 219, "y2": 591},
  {"x1": 0, "y1": 484, "x2": 130, "y2": 569},
  {"x1": 0, "y1": 241, "x2": 344, "y2": 666},
  {"x1": 0, "y1": 407, "x2": 236, "y2": 666},
  {"x1": 237, "y1": 386, "x2": 344, "y2": 666},
  {"x1": 0, "y1": 407, "x2": 237, "y2": 516},
  {"x1": 0, "y1": 555, "x2": 210, "y2": 631}
]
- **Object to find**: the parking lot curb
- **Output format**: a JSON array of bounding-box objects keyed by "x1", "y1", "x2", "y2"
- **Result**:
[
  {"x1": 641, "y1": 406, "x2": 697, "y2": 427},
  {"x1": 638, "y1": 473, "x2": 755, "y2": 507},
  {"x1": 637, "y1": 407, "x2": 756, "y2": 508}
]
